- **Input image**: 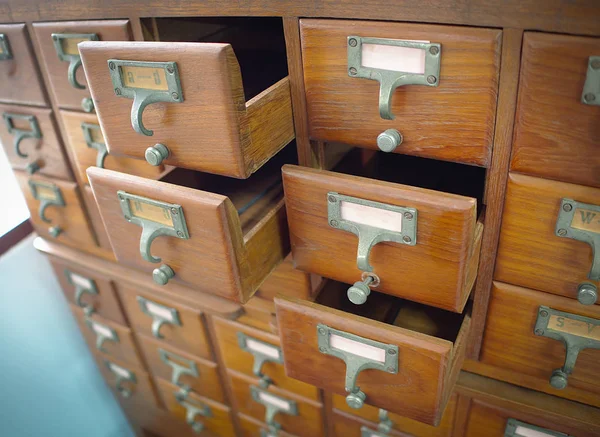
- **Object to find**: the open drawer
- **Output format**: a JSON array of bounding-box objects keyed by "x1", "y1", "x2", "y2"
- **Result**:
[
  {"x1": 79, "y1": 40, "x2": 294, "y2": 178},
  {"x1": 275, "y1": 283, "x2": 470, "y2": 426},
  {"x1": 282, "y1": 152, "x2": 484, "y2": 312},
  {"x1": 87, "y1": 146, "x2": 293, "y2": 301}
]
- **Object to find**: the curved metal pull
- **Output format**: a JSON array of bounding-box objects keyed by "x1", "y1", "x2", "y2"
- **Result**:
[
  {"x1": 3, "y1": 113, "x2": 42, "y2": 159},
  {"x1": 105, "y1": 360, "x2": 136, "y2": 399},
  {"x1": 0, "y1": 34, "x2": 13, "y2": 60},
  {"x1": 347, "y1": 36, "x2": 441, "y2": 120},
  {"x1": 65, "y1": 269, "x2": 98, "y2": 316},
  {"x1": 85, "y1": 317, "x2": 119, "y2": 353},
  {"x1": 137, "y1": 296, "x2": 182, "y2": 339},
  {"x1": 582, "y1": 56, "x2": 600, "y2": 106},
  {"x1": 81, "y1": 122, "x2": 107, "y2": 168},
  {"x1": 67, "y1": 57, "x2": 85, "y2": 89},
  {"x1": 28, "y1": 180, "x2": 65, "y2": 223},
  {"x1": 250, "y1": 386, "x2": 298, "y2": 432},
  {"x1": 52, "y1": 33, "x2": 98, "y2": 90},
  {"x1": 159, "y1": 348, "x2": 199, "y2": 394},
  {"x1": 176, "y1": 394, "x2": 211, "y2": 434},
  {"x1": 237, "y1": 332, "x2": 283, "y2": 388},
  {"x1": 360, "y1": 410, "x2": 394, "y2": 437}
]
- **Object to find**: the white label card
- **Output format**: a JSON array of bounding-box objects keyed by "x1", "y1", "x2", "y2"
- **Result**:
[
  {"x1": 340, "y1": 201, "x2": 403, "y2": 233},
  {"x1": 145, "y1": 301, "x2": 176, "y2": 322},
  {"x1": 92, "y1": 322, "x2": 115, "y2": 340},
  {"x1": 515, "y1": 426, "x2": 566, "y2": 437},
  {"x1": 330, "y1": 333, "x2": 386, "y2": 363},
  {"x1": 71, "y1": 273, "x2": 93, "y2": 290},
  {"x1": 246, "y1": 338, "x2": 281, "y2": 360},
  {"x1": 108, "y1": 362, "x2": 132, "y2": 379},
  {"x1": 361, "y1": 39, "x2": 430, "y2": 74},
  {"x1": 258, "y1": 392, "x2": 291, "y2": 412}
]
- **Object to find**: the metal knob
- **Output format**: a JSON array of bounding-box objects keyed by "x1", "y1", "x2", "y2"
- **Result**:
[
  {"x1": 153, "y1": 264, "x2": 174, "y2": 286},
  {"x1": 550, "y1": 369, "x2": 569, "y2": 390},
  {"x1": 145, "y1": 143, "x2": 169, "y2": 166},
  {"x1": 577, "y1": 282, "x2": 598, "y2": 305},
  {"x1": 26, "y1": 161, "x2": 40, "y2": 174},
  {"x1": 346, "y1": 390, "x2": 366, "y2": 409},
  {"x1": 347, "y1": 276, "x2": 375, "y2": 305},
  {"x1": 81, "y1": 97, "x2": 95, "y2": 113},
  {"x1": 48, "y1": 226, "x2": 63, "y2": 238},
  {"x1": 376, "y1": 129, "x2": 403, "y2": 153}
]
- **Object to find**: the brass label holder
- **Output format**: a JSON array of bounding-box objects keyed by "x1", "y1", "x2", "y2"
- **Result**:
[
  {"x1": 175, "y1": 393, "x2": 212, "y2": 434},
  {"x1": 3, "y1": 112, "x2": 42, "y2": 159},
  {"x1": 104, "y1": 359, "x2": 137, "y2": 398},
  {"x1": 64, "y1": 269, "x2": 98, "y2": 316},
  {"x1": 581, "y1": 56, "x2": 600, "y2": 106},
  {"x1": 81, "y1": 122, "x2": 108, "y2": 168},
  {"x1": 0, "y1": 33, "x2": 13, "y2": 60},
  {"x1": 52, "y1": 33, "x2": 98, "y2": 90},
  {"x1": 237, "y1": 332, "x2": 284, "y2": 388},
  {"x1": 504, "y1": 418, "x2": 571, "y2": 437},
  {"x1": 28, "y1": 179, "x2": 65, "y2": 223},
  {"x1": 361, "y1": 409, "x2": 394, "y2": 437},
  {"x1": 158, "y1": 347, "x2": 199, "y2": 400},
  {"x1": 85, "y1": 317, "x2": 119, "y2": 353},
  {"x1": 137, "y1": 296, "x2": 182, "y2": 338},
  {"x1": 250, "y1": 385, "x2": 298, "y2": 434}
]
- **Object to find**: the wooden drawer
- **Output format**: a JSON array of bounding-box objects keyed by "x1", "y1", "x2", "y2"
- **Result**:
[
  {"x1": 282, "y1": 164, "x2": 483, "y2": 312},
  {"x1": 274, "y1": 283, "x2": 470, "y2": 426},
  {"x1": 155, "y1": 378, "x2": 236, "y2": 437},
  {"x1": 212, "y1": 317, "x2": 319, "y2": 401},
  {"x1": 87, "y1": 150, "x2": 290, "y2": 301},
  {"x1": 0, "y1": 104, "x2": 71, "y2": 180},
  {"x1": 50, "y1": 257, "x2": 125, "y2": 324},
  {"x1": 495, "y1": 174, "x2": 599, "y2": 305},
  {"x1": 236, "y1": 296, "x2": 279, "y2": 334},
  {"x1": 118, "y1": 286, "x2": 213, "y2": 360},
  {"x1": 478, "y1": 281, "x2": 600, "y2": 407},
  {"x1": 332, "y1": 393, "x2": 457, "y2": 437},
  {"x1": 238, "y1": 413, "x2": 298, "y2": 437},
  {"x1": 0, "y1": 24, "x2": 47, "y2": 106},
  {"x1": 79, "y1": 40, "x2": 294, "y2": 178},
  {"x1": 31, "y1": 20, "x2": 131, "y2": 112},
  {"x1": 71, "y1": 305, "x2": 144, "y2": 368},
  {"x1": 255, "y1": 253, "x2": 320, "y2": 302},
  {"x1": 511, "y1": 33, "x2": 600, "y2": 188},
  {"x1": 228, "y1": 370, "x2": 325, "y2": 437},
  {"x1": 136, "y1": 333, "x2": 226, "y2": 404},
  {"x1": 80, "y1": 184, "x2": 115, "y2": 259},
  {"x1": 60, "y1": 110, "x2": 164, "y2": 185},
  {"x1": 15, "y1": 171, "x2": 98, "y2": 249},
  {"x1": 300, "y1": 19, "x2": 500, "y2": 167}
]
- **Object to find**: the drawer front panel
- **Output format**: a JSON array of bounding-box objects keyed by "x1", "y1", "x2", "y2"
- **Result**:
[
  {"x1": 480, "y1": 282, "x2": 600, "y2": 407},
  {"x1": 300, "y1": 19, "x2": 501, "y2": 166},
  {"x1": 32, "y1": 20, "x2": 131, "y2": 111},
  {"x1": 0, "y1": 24, "x2": 47, "y2": 106},
  {"x1": 256, "y1": 254, "x2": 317, "y2": 302},
  {"x1": 282, "y1": 165, "x2": 481, "y2": 312},
  {"x1": 0, "y1": 104, "x2": 71, "y2": 180},
  {"x1": 136, "y1": 333, "x2": 226, "y2": 404},
  {"x1": 81, "y1": 184, "x2": 115, "y2": 259},
  {"x1": 495, "y1": 174, "x2": 599, "y2": 303},
  {"x1": 512, "y1": 33, "x2": 600, "y2": 188},
  {"x1": 238, "y1": 413, "x2": 298, "y2": 437}
]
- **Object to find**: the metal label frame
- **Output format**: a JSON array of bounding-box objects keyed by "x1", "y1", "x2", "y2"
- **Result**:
[
  {"x1": 3, "y1": 112, "x2": 42, "y2": 159},
  {"x1": 81, "y1": 122, "x2": 108, "y2": 168},
  {"x1": 0, "y1": 33, "x2": 13, "y2": 60},
  {"x1": 250, "y1": 385, "x2": 298, "y2": 431},
  {"x1": 347, "y1": 35, "x2": 441, "y2": 120},
  {"x1": 581, "y1": 56, "x2": 600, "y2": 106},
  {"x1": 64, "y1": 269, "x2": 98, "y2": 315},
  {"x1": 104, "y1": 359, "x2": 137, "y2": 399},
  {"x1": 52, "y1": 33, "x2": 98, "y2": 90},
  {"x1": 361, "y1": 427, "x2": 389, "y2": 437},
  {"x1": 137, "y1": 295, "x2": 182, "y2": 339},
  {"x1": 28, "y1": 179, "x2": 65, "y2": 223},
  {"x1": 175, "y1": 393, "x2": 212, "y2": 433},
  {"x1": 504, "y1": 418, "x2": 570, "y2": 437},
  {"x1": 86, "y1": 317, "x2": 119, "y2": 353},
  {"x1": 158, "y1": 347, "x2": 199, "y2": 388},
  {"x1": 237, "y1": 332, "x2": 284, "y2": 384}
]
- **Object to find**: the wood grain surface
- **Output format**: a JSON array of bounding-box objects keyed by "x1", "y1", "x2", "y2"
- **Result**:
[
  {"x1": 495, "y1": 173, "x2": 600, "y2": 300},
  {"x1": 300, "y1": 19, "x2": 501, "y2": 167},
  {"x1": 255, "y1": 253, "x2": 317, "y2": 302},
  {"x1": 0, "y1": 24, "x2": 47, "y2": 106},
  {"x1": 282, "y1": 165, "x2": 480, "y2": 312},
  {"x1": 511, "y1": 32, "x2": 600, "y2": 188},
  {"x1": 80, "y1": 41, "x2": 294, "y2": 178},
  {"x1": 238, "y1": 413, "x2": 298, "y2": 437},
  {"x1": 31, "y1": 20, "x2": 131, "y2": 111},
  {"x1": 0, "y1": 104, "x2": 72, "y2": 180},
  {"x1": 80, "y1": 185, "x2": 116, "y2": 260}
]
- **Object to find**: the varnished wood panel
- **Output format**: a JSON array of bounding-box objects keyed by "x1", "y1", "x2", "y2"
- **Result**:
[
  {"x1": 31, "y1": 20, "x2": 131, "y2": 111},
  {"x1": 0, "y1": 24, "x2": 47, "y2": 106},
  {"x1": 300, "y1": 20, "x2": 501, "y2": 167},
  {"x1": 332, "y1": 410, "x2": 417, "y2": 437},
  {"x1": 236, "y1": 296, "x2": 278, "y2": 334},
  {"x1": 282, "y1": 165, "x2": 481, "y2": 312},
  {"x1": 238, "y1": 413, "x2": 297, "y2": 437},
  {"x1": 511, "y1": 33, "x2": 600, "y2": 188},
  {"x1": 256, "y1": 253, "x2": 317, "y2": 301},
  {"x1": 495, "y1": 173, "x2": 600, "y2": 301},
  {"x1": 0, "y1": 104, "x2": 71, "y2": 180},
  {"x1": 80, "y1": 185, "x2": 115, "y2": 260},
  {"x1": 118, "y1": 285, "x2": 213, "y2": 360},
  {"x1": 477, "y1": 281, "x2": 600, "y2": 408},
  {"x1": 79, "y1": 41, "x2": 294, "y2": 178}
]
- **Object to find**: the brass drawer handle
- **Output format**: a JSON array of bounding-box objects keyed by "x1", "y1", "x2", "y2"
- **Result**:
[
  {"x1": 582, "y1": 56, "x2": 600, "y2": 106},
  {"x1": 360, "y1": 409, "x2": 393, "y2": 437},
  {"x1": 174, "y1": 392, "x2": 212, "y2": 434},
  {"x1": 504, "y1": 418, "x2": 571, "y2": 437},
  {"x1": 52, "y1": 33, "x2": 98, "y2": 91},
  {"x1": 137, "y1": 296, "x2": 182, "y2": 339},
  {"x1": 0, "y1": 33, "x2": 13, "y2": 60},
  {"x1": 237, "y1": 332, "x2": 284, "y2": 388},
  {"x1": 81, "y1": 122, "x2": 108, "y2": 168},
  {"x1": 250, "y1": 385, "x2": 298, "y2": 434},
  {"x1": 64, "y1": 269, "x2": 98, "y2": 316},
  {"x1": 3, "y1": 112, "x2": 42, "y2": 160},
  {"x1": 28, "y1": 180, "x2": 65, "y2": 237},
  {"x1": 85, "y1": 317, "x2": 119, "y2": 353},
  {"x1": 104, "y1": 359, "x2": 136, "y2": 398},
  {"x1": 159, "y1": 348, "x2": 199, "y2": 400}
]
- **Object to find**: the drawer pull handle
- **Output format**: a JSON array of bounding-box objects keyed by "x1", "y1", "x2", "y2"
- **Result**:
[
  {"x1": 137, "y1": 296, "x2": 182, "y2": 339},
  {"x1": 175, "y1": 393, "x2": 212, "y2": 434},
  {"x1": 360, "y1": 409, "x2": 394, "y2": 437},
  {"x1": 250, "y1": 385, "x2": 298, "y2": 433},
  {"x1": 85, "y1": 317, "x2": 119, "y2": 353},
  {"x1": 534, "y1": 306, "x2": 600, "y2": 390},
  {"x1": 118, "y1": 191, "x2": 190, "y2": 285},
  {"x1": 555, "y1": 198, "x2": 599, "y2": 304},
  {"x1": 81, "y1": 122, "x2": 108, "y2": 168},
  {"x1": 52, "y1": 33, "x2": 98, "y2": 90},
  {"x1": 28, "y1": 179, "x2": 65, "y2": 224},
  {"x1": 504, "y1": 418, "x2": 571, "y2": 437},
  {"x1": 376, "y1": 129, "x2": 403, "y2": 153},
  {"x1": 3, "y1": 112, "x2": 42, "y2": 159},
  {"x1": 0, "y1": 33, "x2": 13, "y2": 60},
  {"x1": 237, "y1": 332, "x2": 284, "y2": 388},
  {"x1": 317, "y1": 324, "x2": 398, "y2": 409},
  {"x1": 65, "y1": 269, "x2": 98, "y2": 316},
  {"x1": 328, "y1": 192, "x2": 416, "y2": 304},
  {"x1": 347, "y1": 36, "x2": 441, "y2": 120},
  {"x1": 145, "y1": 143, "x2": 170, "y2": 167},
  {"x1": 104, "y1": 360, "x2": 136, "y2": 398},
  {"x1": 159, "y1": 348, "x2": 199, "y2": 396},
  {"x1": 108, "y1": 59, "x2": 184, "y2": 137},
  {"x1": 26, "y1": 161, "x2": 41, "y2": 175},
  {"x1": 581, "y1": 56, "x2": 600, "y2": 106}
]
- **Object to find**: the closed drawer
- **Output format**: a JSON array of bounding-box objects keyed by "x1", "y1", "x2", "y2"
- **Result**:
[
  {"x1": 118, "y1": 286, "x2": 213, "y2": 360},
  {"x1": 50, "y1": 258, "x2": 125, "y2": 324},
  {"x1": 15, "y1": 172, "x2": 98, "y2": 249},
  {"x1": 212, "y1": 317, "x2": 319, "y2": 401},
  {"x1": 60, "y1": 110, "x2": 164, "y2": 185},
  {"x1": 332, "y1": 410, "x2": 417, "y2": 437},
  {"x1": 228, "y1": 370, "x2": 325, "y2": 437},
  {"x1": 282, "y1": 163, "x2": 483, "y2": 312},
  {"x1": 79, "y1": 40, "x2": 294, "y2": 178},
  {"x1": 0, "y1": 104, "x2": 71, "y2": 180},
  {"x1": 300, "y1": 19, "x2": 500, "y2": 166},
  {"x1": 87, "y1": 149, "x2": 291, "y2": 301},
  {"x1": 156, "y1": 378, "x2": 236, "y2": 437},
  {"x1": 80, "y1": 184, "x2": 115, "y2": 259},
  {"x1": 238, "y1": 413, "x2": 298, "y2": 437},
  {"x1": 495, "y1": 174, "x2": 599, "y2": 305},
  {"x1": 31, "y1": 20, "x2": 131, "y2": 112},
  {"x1": 512, "y1": 33, "x2": 600, "y2": 189},
  {"x1": 72, "y1": 305, "x2": 144, "y2": 368},
  {"x1": 236, "y1": 296, "x2": 279, "y2": 334},
  {"x1": 136, "y1": 333, "x2": 226, "y2": 404},
  {"x1": 478, "y1": 281, "x2": 600, "y2": 407},
  {"x1": 274, "y1": 283, "x2": 470, "y2": 426},
  {"x1": 0, "y1": 24, "x2": 47, "y2": 106}
]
